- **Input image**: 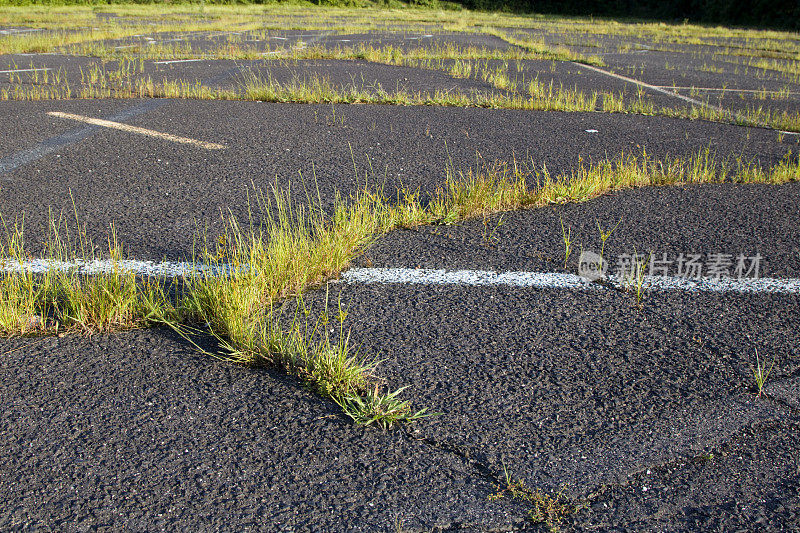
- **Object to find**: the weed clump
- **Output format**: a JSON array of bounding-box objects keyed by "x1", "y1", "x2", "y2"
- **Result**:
[
  {"x1": 2, "y1": 149, "x2": 799, "y2": 425},
  {"x1": 489, "y1": 466, "x2": 580, "y2": 532}
]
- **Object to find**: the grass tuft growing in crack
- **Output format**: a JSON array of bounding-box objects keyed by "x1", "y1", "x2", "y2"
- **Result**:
[
  {"x1": 0, "y1": 216, "x2": 169, "y2": 336},
  {"x1": 489, "y1": 465, "x2": 580, "y2": 532},
  {"x1": 173, "y1": 186, "x2": 429, "y2": 428},
  {"x1": 752, "y1": 347, "x2": 775, "y2": 397},
  {"x1": 1, "y1": 149, "x2": 799, "y2": 425}
]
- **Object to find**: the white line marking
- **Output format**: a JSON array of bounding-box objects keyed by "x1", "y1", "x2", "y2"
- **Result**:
[
  {"x1": 0, "y1": 258, "x2": 209, "y2": 278},
  {"x1": 153, "y1": 59, "x2": 204, "y2": 65},
  {"x1": 573, "y1": 62, "x2": 800, "y2": 135},
  {"x1": 3, "y1": 261, "x2": 799, "y2": 294},
  {"x1": 47, "y1": 111, "x2": 227, "y2": 150},
  {"x1": 261, "y1": 32, "x2": 330, "y2": 57},
  {"x1": 573, "y1": 62, "x2": 726, "y2": 110},
  {"x1": 341, "y1": 268, "x2": 800, "y2": 294},
  {"x1": 0, "y1": 28, "x2": 42, "y2": 35},
  {"x1": 657, "y1": 86, "x2": 800, "y2": 95},
  {"x1": 0, "y1": 68, "x2": 50, "y2": 74}
]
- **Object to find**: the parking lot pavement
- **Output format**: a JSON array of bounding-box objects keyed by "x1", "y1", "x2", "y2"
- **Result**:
[{"x1": 1, "y1": 16, "x2": 799, "y2": 531}]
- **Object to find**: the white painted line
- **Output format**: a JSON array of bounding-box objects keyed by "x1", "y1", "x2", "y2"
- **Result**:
[
  {"x1": 154, "y1": 59, "x2": 204, "y2": 65},
  {"x1": 4, "y1": 260, "x2": 799, "y2": 294},
  {"x1": 206, "y1": 31, "x2": 241, "y2": 38},
  {"x1": 573, "y1": 62, "x2": 800, "y2": 136},
  {"x1": 47, "y1": 111, "x2": 227, "y2": 150},
  {"x1": 340, "y1": 268, "x2": 800, "y2": 294},
  {"x1": 573, "y1": 62, "x2": 726, "y2": 111},
  {"x1": 0, "y1": 28, "x2": 42, "y2": 35},
  {"x1": 0, "y1": 258, "x2": 210, "y2": 278},
  {"x1": 0, "y1": 68, "x2": 50, "y2": 74},
  {"x1": 114, "y1": 44, "x2": 138, "y2": 50},
  {"x1": 261, "y1": 32, "x2": 330, "y2": 57},
  {"x1": 657, "y1": 86, "x2": 800, "y2": 95}
]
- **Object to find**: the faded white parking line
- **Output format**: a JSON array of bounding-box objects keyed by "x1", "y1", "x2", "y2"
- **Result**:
[
  {"x1": 0, "y1": 68, "x2": 50, "y2": 74},
  {"x1": 574, "y1": 62, "x2": 727, "y2": 110},
  {"x1": 657, "y1": 85, "x2": 800, "y2": 96},
  {"x1": 573, "y1": 62, "x2": 800, "y2": 135},
  {"x1": 47, "y1": 111, "x2": 227, "y2": 150},
  {"x1": 0, "y1": 28, "x2": 42, "y2": 35},
  {"x1": 3, "y1": 259, "x2": 799, "y2": 294},
  {"x1": 154, "y1": 58, "x2": 205, "y2": 65},
  {"x1": 0, "y1": 258, "x2": 207, "y2": 278},
  {"x1": 1, "y1": 100, "x2": 165, "y2": 176},
  {"x1": 341, "y1": 268, "x2": 800, "y2": 294},
  {"x1": 262, "y1": 32, "x2": 330, "y2": 57}
]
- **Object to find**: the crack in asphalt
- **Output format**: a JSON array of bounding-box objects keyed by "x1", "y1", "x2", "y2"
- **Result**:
[
  {"x1": 579, "y1": 418, "x2": 800, "y2": 502},
  {"x1": 398, "y1": 426, "x2": 532, "y2": 531}
]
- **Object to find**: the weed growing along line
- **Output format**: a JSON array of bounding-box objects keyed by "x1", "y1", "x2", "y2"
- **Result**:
[
  {"x1": 5, "y1": 59, "x2": 800, "y2": 132},
  {"x1": 0, "y1": 216, "x2": 167, "y2": 335},
  {"x1": 2, "y1": 150, "x2": 799, "y2": 426}
]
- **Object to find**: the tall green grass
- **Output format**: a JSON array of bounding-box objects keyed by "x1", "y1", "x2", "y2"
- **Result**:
[{"x1": 2, "y1": 150, "x2": 798, "y2": 425}]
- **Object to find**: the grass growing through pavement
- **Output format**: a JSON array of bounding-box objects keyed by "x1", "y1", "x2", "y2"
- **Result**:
[
  {"x1": 752, "y1": 348, "x2": 775, "y2": 397},
  {"x1": 0, "y1": 217, "x2": 167, "y2": 335},
  {"x1": 1, "y1": 150, "x2": 798, "y2": 425},
  {"x1": 2, "y1": 3, "x2": 799, "y2": 131},
  {"x1": 489, "y1": 466, "x2": 579, "y2": 531},
  {"x1": 5, "y1": 57, "x2": 800, "y2": 133}
]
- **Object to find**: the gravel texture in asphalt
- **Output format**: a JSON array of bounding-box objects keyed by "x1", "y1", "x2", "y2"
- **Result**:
[
  {"x1": 2, "y1": 19, "x2": 800, "y2": 532},
  {"x1": 357, "y1": 182, "x2": 800, "y2": 278},
  {"x1": 0, "y1": 100, "x2": 792, "y2": 260}
]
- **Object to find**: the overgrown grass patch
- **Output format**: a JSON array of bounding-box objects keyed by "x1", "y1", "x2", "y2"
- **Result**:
[{"x1": 1, "y1": 150, "x2": 798, "y2": 426}]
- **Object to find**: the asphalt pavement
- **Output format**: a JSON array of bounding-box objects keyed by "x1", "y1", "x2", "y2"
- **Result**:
[{"x1": 1, "y1": 18, "x2": 799, "y2": 532}]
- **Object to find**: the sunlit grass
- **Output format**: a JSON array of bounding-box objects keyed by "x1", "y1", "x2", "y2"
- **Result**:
[{"x1": 1, "y1": 149, "x2": 798, "y2": 426}]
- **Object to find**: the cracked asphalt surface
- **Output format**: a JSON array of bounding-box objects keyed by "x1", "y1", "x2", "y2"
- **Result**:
[{"x1": 1, "y1": 14, "x2": 799, "y2": 532}]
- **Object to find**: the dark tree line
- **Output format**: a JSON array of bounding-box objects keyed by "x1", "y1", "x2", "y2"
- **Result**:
[{"x1": 455, "y1": 0, "x2": 800, "y2": 31}]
